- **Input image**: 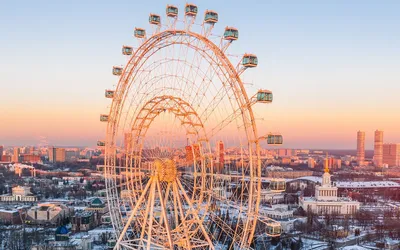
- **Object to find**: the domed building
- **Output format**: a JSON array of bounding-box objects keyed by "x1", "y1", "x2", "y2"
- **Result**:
[
  {"x1": 55, "y1": 225, "x2": 69, "y2": 241},
  {"x1": 299, "y1": 157, "x2": 360, "y2": 215}
]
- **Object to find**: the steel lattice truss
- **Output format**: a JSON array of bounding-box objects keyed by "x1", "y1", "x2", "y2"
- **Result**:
[{"x1": 102, "y1": 4, "x2": 282, "y2": 250}]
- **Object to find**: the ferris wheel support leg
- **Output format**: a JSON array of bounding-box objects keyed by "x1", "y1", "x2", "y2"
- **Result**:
[
  {"x1": 173, "y1": 181, "x2": 193, "y2": 249},
  {"x1": 140, "y1": 184, "x2": 153, "y2": 246},
  {"x1": 176, "y1": 178, "x2": 215, "y2": 250},
  {"x1": 172, "y1": 184, "x2": 180, "y2": 230},
  {"x1": 157, "y1": 182, "x2": 172, "y2": 231},
  {"x1": 115, "y1": 178, "x2": 153, "y2": 248},
  {"x1": 146, "y1": 179, "x2": 157, "y2": 250},
  {"x1": 156, "y1": 180, "x2": 174, "y2": 249}
]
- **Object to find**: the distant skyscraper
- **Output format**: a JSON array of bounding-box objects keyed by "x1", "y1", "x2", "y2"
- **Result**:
[
  {"x1": 308, "y1": 157, "x2": 315, "y2": 169},
  {"x1": 12, "y1": 147, "x2": 20, "y2": 163},
  {"x1": 124, "y1": 133, "x2": 132, "y2": 153},
  {"x1": 0, "y1": 145, "x2": 3, "y2": 157},
  {"x1": 216, "y1": 141, "x2": 225, "y2": 172},
  {"x1": 383, "y1": 143, "x2": 400, "y2": 167},
  {"x1": 48, "y1": 147, "x2": 55, "y2": 162},
  {"x1": 278, "y1": 149, "x2": 292, "y2": 157},
  {"x1": 373, "y1": 130, "x2": 384, "y2": 167},
  {"x1": 48, "y1": 147, "x2": 66, "y2": 163},
  {"x1": 328, "y1": 157, "x2": 342, "y2": 170},
  {"x1": 216, "y1": 141, "x2": 225, "y2": 164},
  {"x1": 356, "y1": 131, "x2": 365, "y2": 166}
]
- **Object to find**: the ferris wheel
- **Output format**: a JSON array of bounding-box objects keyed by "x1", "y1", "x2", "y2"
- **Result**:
[{"x1": 100, "y1": 3, "x2": 283, "y2": 250}]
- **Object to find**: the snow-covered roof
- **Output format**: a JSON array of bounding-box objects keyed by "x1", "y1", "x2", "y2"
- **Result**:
[
  {"x1": 341, "y1": 246, "x2": 370, "y2": 250},
  {"x1": 0, "y1": 209, "x2": 18, "y2": 214},
  {"x1": 335, "y1": 181, "x2": 400, "y2": 188},
  {"x1": 287, "y1": 176, "x2": 322, "y2": 183}
]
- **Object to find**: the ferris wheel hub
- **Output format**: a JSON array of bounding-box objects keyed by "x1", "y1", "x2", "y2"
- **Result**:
[{"x1": 154, "y1": 158, "x2": 178, "y2": 183}]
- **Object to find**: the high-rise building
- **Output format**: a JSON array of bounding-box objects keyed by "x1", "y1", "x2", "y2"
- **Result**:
[
  {"x1": 12, "y1": 147, "x2": 20, "y2": 163},
  {"x1": 328, "y1": 158, "x2": 342, "y2": 170},
  {"x1": 1, "y1": 155, "x2": 11, "y2": 162},
  {"x1": 124, "y1": 133, "x2": 132, "y2": 153},
  {"x1": 383, "y1": 143, "x2": 400, "y2": 167},
  {"x1": 48, "y1": 147, "x2": 66, "y2": 163},
  {"x1": 216, "y1": 141, "x2": 225, "y2": 165},
  {"x1": 278, "y1": 149, "x2": 292, "y2": 157},
  {"x1": 0, "y1": 145, "x2": 3, "y2": 157},
  {"x1": 20, "y1": 154, "x2": 41, "y2": 163},
  {"x1": 356, "y1": 131, "x2": 365, "y2": 166},
  {"x1": 308, "y1": 157, "x2": 315, "y2": 169},
  {"x1": 373, "y1": 130, "x2": 384, "y2": 167},
  {"x1": 48, "y1": 147, "x2": 55, "y2": 162}
]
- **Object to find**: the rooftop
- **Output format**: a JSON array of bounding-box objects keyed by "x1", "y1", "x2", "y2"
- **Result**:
[
  {"x1": 336, "y1": 181, "x2": 400, "y2": 188},
  {"x1": 287, "y1": 176, "x2": 322, "y2": 183},
  {"x1": 74, "y1": 211, "x2": 94, "y2": 217},
  {"x1": 303, "y1": 197, "x2": 357, "y2": 203}
]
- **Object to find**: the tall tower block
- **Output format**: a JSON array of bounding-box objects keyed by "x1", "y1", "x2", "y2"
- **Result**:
[
  {"x1": 374, "y1": 130, "x2": 384, "y2": 167},
  {"x1": 357, "y1": 131, "x2": 365, "y2": 166},
  {"x1": 215, "y1": 141, "x2": 225, "y2": 173}
]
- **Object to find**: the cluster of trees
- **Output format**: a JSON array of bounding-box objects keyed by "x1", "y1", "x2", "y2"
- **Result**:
[
  {"x1": 334, "y1": 172, "x2": 383, "y2": 182},
  {"x1": 294, "y1": 207, "x2": 400, "y2": 246},
  {"x1": 0, "y1": 226, "x2": 55, "y2": 250}
]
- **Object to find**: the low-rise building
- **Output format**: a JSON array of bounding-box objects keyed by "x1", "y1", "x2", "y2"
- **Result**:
[
  {"x1": 0, "y1": 208, "x2": 22, "y2": 224},
  {"x1": 259, "y1": 204, "x2": 297, "y2": 233},
  {"x1": 0, "y1": 186, "x2": 37, "y2": 202},
  {"x1": 72, "y1": 211, "x2": 97, "y2": 232},
  {"x1": 85, "y1": 197, "x2": 108, "y2": 215},
  {"x1": 265, "y1": 166, "x2": 313, "y2": 179},
  {"x1": 27, "y1": 202, "x2": 72, "y2": 225}
]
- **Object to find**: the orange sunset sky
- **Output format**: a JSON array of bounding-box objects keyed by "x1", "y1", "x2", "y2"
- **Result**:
[{"x1": 1, "y1": 0, "x2": 399, "y2": 149}]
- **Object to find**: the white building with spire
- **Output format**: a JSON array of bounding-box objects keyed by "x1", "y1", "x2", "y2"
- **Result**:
[{"x1": 299, "y1": 157, "x2": 360, "y2": 215}]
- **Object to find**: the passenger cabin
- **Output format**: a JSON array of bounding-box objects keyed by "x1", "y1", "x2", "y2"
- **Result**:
[
  {"x1": 149, "y1": 14, "x2": 161, "y2": 25},
  {"x1": 100, "y1": 114, "x2": 109, "y2": 122},
  {"x1": 266, "y1": 223, "x2": 282, "y2": 237},
  {"x1": 185, "y1": 3, "x2": 198, "y2": 16},
  {"x1": 112, "y1": 66, "x2": 123, "y2": 76},
  {"x1": 242, "y1": 54, "x2": 258, "y2": 67},
  {"x1": 204, "y1": 10, "x2": 218, "y2": 23},
  {"x1": 224, "y1": 27, "x2": 239, "y2": 40},
  {"x1": 269, "y1": 179, "x2": 286, "y2": 192},
  {"x1": 267, "y1": 134, "x2": 283, "y2": 145},
  {"x1": 134, "y1": 28, "x2": 146, "y2": 38},
  {"x1": 166, "y1": 5, "x2": 178, "y2": 17},
  {"x1": 105, "y1": 90, "x2": 115, "y2": 99},
  {"x1": 257, "y1": 216, "x2": 282, "y2": 238},
  {"x1": 256, "y1": 90, "x2": 273, "y2": 103},
  {"x1": 97, "y1": 141, "x2": 105, "y2": 147},
  {"x1": 122, "y1": 46, "x2": 133, "y2": 56}
]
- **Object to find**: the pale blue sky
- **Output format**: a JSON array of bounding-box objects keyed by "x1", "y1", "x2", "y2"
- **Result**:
[{"x1": 0, "y1": 0, "x2": 399, "y2": 148}]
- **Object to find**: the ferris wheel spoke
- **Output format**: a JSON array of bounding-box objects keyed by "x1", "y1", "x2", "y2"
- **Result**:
[
  {"x1": 183, "y1": 37, "x2": 209, "y2": 104},
  {"x1": 188, "y1": 46, "x2": 220, "y2": 108},
  {"x1": 198, "y1": 84, "x2": 231, "y2": 123}
]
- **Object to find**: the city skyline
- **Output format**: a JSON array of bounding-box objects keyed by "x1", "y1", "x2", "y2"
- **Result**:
[{"x1": 1, "y1": 0, "x2": 399, "y2": 148}]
